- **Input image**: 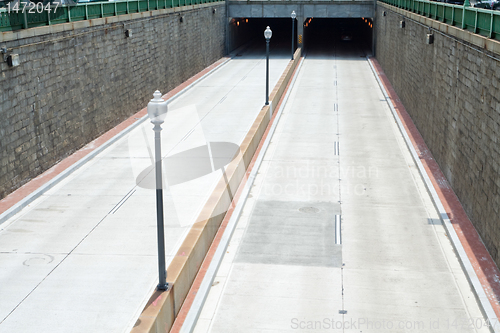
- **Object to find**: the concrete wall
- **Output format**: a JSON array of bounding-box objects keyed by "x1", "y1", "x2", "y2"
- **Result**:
[
  {"x1": 0, "y1": 3, "x2": 226, "y2": 200},
  {"x1": 227, "y1": 1, "x2": 374, "y2": 19},
  {"x1": 375, "y1": 3, "x2": 500, "y2": 264}
]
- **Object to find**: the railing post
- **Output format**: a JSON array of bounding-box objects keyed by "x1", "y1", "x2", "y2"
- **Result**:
[
  {"x1": 68, "y1": 6, "x2": 72, "y2": 22},
  {"x1": 474, "y1": 9, "x2": 478, "y2": 33},
  {"x1": 489, "y1": 11, "x2": 493, "y2": 38},
  {"x1": 100, "y1": 2, "x2": 103, "y2": 17},
  {"x1": 462, "y1": 7, "x2": 466, "y2": 29},
  {"x1": 85, "y1": 3, "x2": 88, "y2": 20},
  {"x1": 22, "y1": 8, "x2": 28, "y2": 29}
]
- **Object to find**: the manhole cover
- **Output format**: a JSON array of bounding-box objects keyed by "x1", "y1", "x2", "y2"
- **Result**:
[{"x1": 299, "y1": 207, "x2": 320, "y2": 214}]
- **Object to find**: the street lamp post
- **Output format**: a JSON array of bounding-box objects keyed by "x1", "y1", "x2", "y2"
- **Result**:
[
  {"x1": 147, "y1": 90, "x2": 169, "y2": 291},
  {"x1": 264, "y1": 26, "x2": 272, "y2": 106},
  {"x1": 291, "y1": 11, "x2": 296, "y2": 60}
]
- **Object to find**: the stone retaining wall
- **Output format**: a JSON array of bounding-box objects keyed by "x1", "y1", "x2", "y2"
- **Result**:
[
  {"x1": 375, "y1": 3, "x2": 500, "y2": 265},
  {"x1": 0, "y1": 3, "x2": 226, "y2": 199}
]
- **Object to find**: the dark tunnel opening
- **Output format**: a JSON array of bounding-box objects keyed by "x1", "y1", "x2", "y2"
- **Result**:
[
  {"x1": 228, "y1": 18, "x2": 298, "y2": 56},
  {"x1": 228, "y1": 17, "x2": 373, "y2": 57},
  {"x1": 303, "y1": 18, "x2": 373, "y2": 55}
]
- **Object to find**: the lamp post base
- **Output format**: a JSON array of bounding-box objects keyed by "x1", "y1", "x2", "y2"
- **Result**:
[{"x1": 157, "y1": 283, "x2": 169, "y2": 291}]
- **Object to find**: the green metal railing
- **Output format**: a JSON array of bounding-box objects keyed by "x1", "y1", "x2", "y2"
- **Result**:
[
  {"x1": 0, "y1": 0, "x2": 222, "y2": 32},
  {"x1": 381, "y1": 0, "x2": 500, "y2": 40}
]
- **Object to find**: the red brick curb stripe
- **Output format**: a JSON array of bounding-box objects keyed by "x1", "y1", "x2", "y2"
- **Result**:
[
  {"x1": 0, "y1": 57, "x2": 229, "y2": 219},
  {"x1": 168, "y1": 57, "x2": 304, "y2": 333},
  {"x1": 369, "y1": 57, "x2": 500, "y2": 320}
]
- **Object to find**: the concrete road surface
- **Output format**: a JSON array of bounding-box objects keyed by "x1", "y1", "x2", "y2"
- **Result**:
[{"x1": 192, "y1": 41, "x2": 490, "y2": 333}]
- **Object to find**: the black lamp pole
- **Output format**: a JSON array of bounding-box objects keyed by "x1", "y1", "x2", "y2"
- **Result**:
[
  {"x1": 147, "y1": 90, "x2": 169, "y2": 291},
  {"x1": 264, "y1": 26, "x2": 272, "y2": 105},
  {"x1": 291, "y1": 11, "x2": 296, "y2": 60}
]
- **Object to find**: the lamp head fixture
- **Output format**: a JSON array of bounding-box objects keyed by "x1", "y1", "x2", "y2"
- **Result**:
[
  {"x1": 147, "y1": 90, "x2": 168, "y2": 125},
  {"x1": 264, "y1": 26, "x2": 272, "y2": 40}
]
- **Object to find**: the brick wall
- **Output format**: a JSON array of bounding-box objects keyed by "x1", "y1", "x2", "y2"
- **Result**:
[
  {"x1": 0, "y1": 3, "x2": 226, "y2": 200},
  {"x1": 375, "y1": 5, "x2": 500, "y2": 264}
]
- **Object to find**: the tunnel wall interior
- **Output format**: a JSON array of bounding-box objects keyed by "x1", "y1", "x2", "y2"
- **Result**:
[
  {"x1": 227, "y1": 18, "x2": 256, "y2": 53},
  {"x1": 375, "y1": 5, "x2": 500, "y2": 265},
  {"x1": 0, "y1": 4, "x2": 226, "y2": 200}
]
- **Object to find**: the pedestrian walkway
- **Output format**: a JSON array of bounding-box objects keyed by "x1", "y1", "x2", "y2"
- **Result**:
[
  {"x1": 190, "y1": 43, "x2": 492, "y2": 333},
  {"x1": 0, "y1": 46, "x2": 292, "y2": 333}
]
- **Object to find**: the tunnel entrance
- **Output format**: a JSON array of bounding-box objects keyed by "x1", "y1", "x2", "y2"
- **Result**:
[
  {"x1": 303, "y1": 18, "x2": 373, "y2": 56},
  {"x1": 228, "y1": 18, "x2": 298, "y2": 55},
  {"x1": 227, "y1": 17, "x2": 373, "y2": 57}
]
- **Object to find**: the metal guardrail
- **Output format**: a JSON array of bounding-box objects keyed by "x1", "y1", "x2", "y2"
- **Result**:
[
  {"x1": 0, "y1": 0, "x2": 222, "y2": 32},
  {"x1": 381, "y1": 0, "x2": 500, "y2": 40}
]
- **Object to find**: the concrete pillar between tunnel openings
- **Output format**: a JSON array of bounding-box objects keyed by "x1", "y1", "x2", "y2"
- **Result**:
[{"x1": 297, "y1": 16, "x2": 304, "y2": 49}]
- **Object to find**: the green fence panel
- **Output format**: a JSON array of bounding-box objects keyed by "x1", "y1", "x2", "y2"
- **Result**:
[
  {"x1": 26, "y1": 10, "x2": 48, "y2": 28},
  {"x1": 84, "y1": 3, "x2": 100, "y2": 19},
  {"x1": 0, "y1": 11, "x2": 23, "y2": 31},
  {"x1": 493, "y1": 13, "x2": 500, "y2": 39},
  {"x1": 102, "y1": 2, "x2": 115, "y2": 17},
  {"x1": 128, "y1": 1, "x2": 139, "y2": 13},
  {"x1": 476, "y1": 10, "x2": 492, "y2": 36},
  {"x1": 147, "y1": 0, "x2": 155, "y2": 11},
  {"x1": 49, "y1": 6, "x2": 69, "y2": 24},
  {"x1": 116, "y1": 2, "x2": 128, "y2": 15},
  {"x1": 138, "y1": 0, "x2": 148, "y2": 12},
  {"x1": 463, "y1": 8, "x2": 475, "y2": 31}
]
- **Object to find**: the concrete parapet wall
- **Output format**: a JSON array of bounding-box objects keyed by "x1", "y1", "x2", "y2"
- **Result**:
[
  {"x1": 228, "y1": 1, "x2": 374, "y2": 18},
  {"x1": 0, "y1": 3, "x2": 226, "y2": 200},
  {"x1": 375, "y1": 3, "x2": 500, "y2": 265},
  {"x1": 131, "y1": 48, "x2": 302, "y2": 333}
]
